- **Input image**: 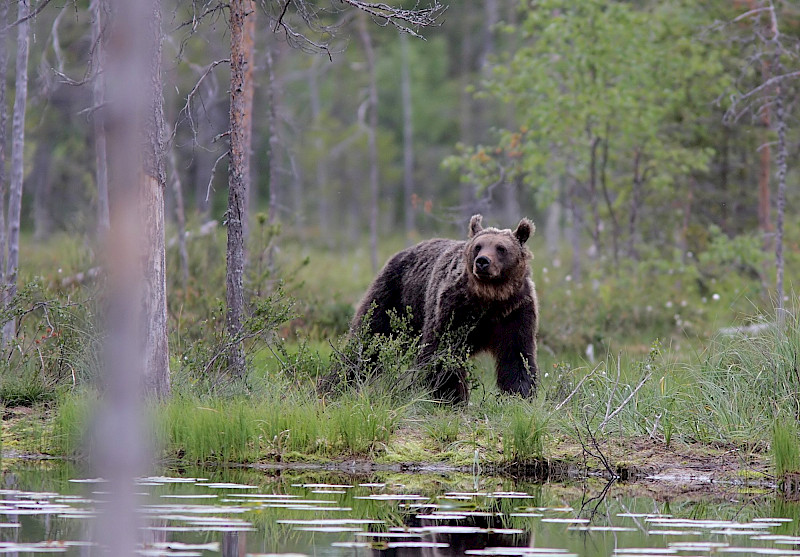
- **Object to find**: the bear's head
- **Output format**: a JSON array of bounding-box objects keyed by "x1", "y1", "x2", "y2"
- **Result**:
[{"x1": 464, "y1": 214, "x2": 534, "y2": 301}]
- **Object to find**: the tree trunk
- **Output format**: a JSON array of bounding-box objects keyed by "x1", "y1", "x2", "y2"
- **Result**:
[
  {"x1": 679, "y1": 177, "x2": 694, "y2": 261},
  {"x1": 3, "y1": 0, "x2": 31, "y2": 345},
  {"x1": 748, "y1": 0, "x2": 772, "y2": 248},
  {"x1": 0, "y1": 0, "x2": 9, "y2": 289},
  {"x1": 598, "y1": 127, "x2": 620, "y2": 264},
  {"x1": 226, "y1": 0, "x2": 256, "y2": 379},
  {"x1": 357, "y1": 13, "x2": 380, "y2": 274},
  {"x1": 92, "y1": 0, "x2": 110, "y2": 237},
  {"x1": 265, "y1": 35, "x2": 280, "y2": 229},
  {"x1": 308, "y1": 57, "x2": 331, "y2": 243},
  {"x1": 264, "y1": 34, "x2": 280, "y2": 273},
  {"x1": 588, "y1": 134, "x2": 600, "y2": 259},
  {"x1": 32, "y1": 140, "x2": 52, "y2": 241},
  {"x1": 400, "y1": 33, "x2": 415, "y2": 244},
  {"x1": 94, "y1": 0, "x2": 169, "y2": 550},
  {"x1": 459, "y1": 2, "x2": 478, "y2": 220},
  {"x1": 241, "y1": 2, "x2": 255, "y2": 242},
  {"x1": 103, "y1": 0, "x2": 170, "y2": 400},
  {"x1": 168, "y1": 149, "x2": 190, "y2": 292},
  {"x1": 627, "y1": 148, "x2": 644, "y2": 259},
  {"x1": 568, "y1": 180, "x2": 582, "y2": 280},
  {"x1": 773, "y1": 65, "x2": 787, "y2": 324}
]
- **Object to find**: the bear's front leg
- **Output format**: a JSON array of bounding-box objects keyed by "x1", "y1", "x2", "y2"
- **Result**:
[{"x1": 491, "y1": 307, "x2": 537, "y2": 397}]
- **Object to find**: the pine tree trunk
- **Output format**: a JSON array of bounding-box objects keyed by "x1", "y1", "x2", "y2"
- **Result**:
[
  {"x1": 357, "y1": 13, "x2": 379, "y2": 274},
  {"x1": 400, "y1": 33, "x2": 415, "y2": 244},
  {"x1": 308, "y1": 57, "x2": 331, "y2": 244},
  {"x1": 265, "y1": 36, "x2": 280, "y2": 229},
  {"x1": 226, "y1": 0, "x2": 256, "y2": 379},
  {"x1": 4, "y1": 0, "x2": 31, "y2": 345},
  {"x1": 241, "y1": 2, "x2": 255, "y2": 242},
  {"x1": 92, "y1": 0, "x2": 110, "y2": 237},
  {"x1": 0, "y1": 0, "x2": 9, "y2": 289},
  {"x1": 774, "y1": 73, "x2": 787, "y2": 324}
]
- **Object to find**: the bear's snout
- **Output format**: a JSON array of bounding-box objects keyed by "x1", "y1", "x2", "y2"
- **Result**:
[{"x1": 475, "y1": 255, "x2": 491, "y2": 273}]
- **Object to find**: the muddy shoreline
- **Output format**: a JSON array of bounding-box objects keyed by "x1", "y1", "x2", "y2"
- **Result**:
[{"x1": 2, "y1": 435, "x2": 778, "y2": 502}]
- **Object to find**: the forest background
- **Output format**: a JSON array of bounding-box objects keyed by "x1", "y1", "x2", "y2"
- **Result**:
[{"x1": 2, "y1": 0, "x2": 800, "y2": 476}]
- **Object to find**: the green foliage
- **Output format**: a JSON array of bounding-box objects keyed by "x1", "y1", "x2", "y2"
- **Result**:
[
  {"x1": 446, "y1": 0, "x2": 729, "y2": 254},
  {"x1": 0, "y1": 280, "x2": 100, "y2": 405},
  {"x1": 324, "y1": 306, "x2": 425, "y2": 400},
  {"x1": 172, "y1": 287, "x2": 296, "y2": 396}
]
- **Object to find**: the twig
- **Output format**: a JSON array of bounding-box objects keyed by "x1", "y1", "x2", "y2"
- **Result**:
[
  {"x1": 275, "y1": 0, "x2": 292, "y2": 32},
  {"x1": 206, "y1": 150, "x2": 230, "y2": 203},
  {"x1": 599, "y1": 370, "x2": 652, "y2": 432},
  {"x1": 553, "y1": 363, "x2": 602, "y2": 412},
  {"x1": 603, "y1": 355, "x2": 622, "y2": 426},
  {"x1": 576, "y1": 415, "x2": 617, "y2": 478}
]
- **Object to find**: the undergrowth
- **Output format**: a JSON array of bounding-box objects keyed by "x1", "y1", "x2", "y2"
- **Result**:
[{"x1": 6, "y1": 226, "x2": 800, "y2": 471}]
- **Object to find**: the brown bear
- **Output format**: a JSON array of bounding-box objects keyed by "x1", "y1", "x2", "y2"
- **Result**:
[{"x1": 349, "y1": 214, "x2": 538, "y2": 403}]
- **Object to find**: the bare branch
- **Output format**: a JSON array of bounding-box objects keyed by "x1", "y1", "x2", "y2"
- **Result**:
[
  {"x1": 4, "y1": 0, "x2": 54, "y2": 29},
  {"x1": 170, "y1": 58, "x2": 230, "y2": 143},
  {"x1": 732, "y1": 6, "x2": 771, "y2": 23},
  {"x1": 726, "y1": 70, "x2": 800, "y2": 122},
  {"x1": 337, "y1": 0, "x2": 446, "y2": 37},
  {"x1": 206, "y1": 150, "x2": 230, "y2": 203}
]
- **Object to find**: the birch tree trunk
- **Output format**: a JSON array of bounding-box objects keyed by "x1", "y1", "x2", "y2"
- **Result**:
[
  {"x1": 357, "y1": 13, "x2": 380, "y2": 274},
  {"x1": 226, "y1": 0, "x2": 256, "y2": 379},
  {"x1": 3, "y1": 0, "x2": 31, "y2": 345},
  {"x1": 92, "y1": 0, "x2": 110, "y2": 237}
]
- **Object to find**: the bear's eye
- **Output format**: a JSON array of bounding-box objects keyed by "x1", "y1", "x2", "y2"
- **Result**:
[
  {"x1": 474, "y1": 245, "x2": 482, "y2": 254},
  {"x1": 496, "y1": 245, "x2": 507, "y2": 255}
]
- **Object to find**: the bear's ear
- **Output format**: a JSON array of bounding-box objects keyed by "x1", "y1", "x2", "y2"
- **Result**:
[
  {"x1": 514, "y1": 218, "x2": 534, "y2": 245},
  {"x1": 469, "y1": 214, "x2": 484, "y2": 238}
]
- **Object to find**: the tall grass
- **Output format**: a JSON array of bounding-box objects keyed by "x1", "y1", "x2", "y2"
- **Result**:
[
  {"x1": 502, "y1": 399, "x2": 547, "y2": 462},
  {"x1": 772, "y1": 418, "x2": 800, "y2": 479},
  {"x1": 694, "y1": 311, "x2": 800, "y2": 444}
]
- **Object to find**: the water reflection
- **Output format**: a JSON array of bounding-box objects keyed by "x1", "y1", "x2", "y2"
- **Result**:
[{"x1": 0, "y1": 462, "x2": 798, "y2": 556}]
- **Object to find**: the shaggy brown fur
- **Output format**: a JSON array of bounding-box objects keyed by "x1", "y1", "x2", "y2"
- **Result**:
[{"x1": 350, "y1": 214, "x2": 538, "y2": 403}]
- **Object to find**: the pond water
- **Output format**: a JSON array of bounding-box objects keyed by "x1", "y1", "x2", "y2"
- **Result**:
[{"x1": 0, "y1": 460, "x2": 798, "y2": 556}]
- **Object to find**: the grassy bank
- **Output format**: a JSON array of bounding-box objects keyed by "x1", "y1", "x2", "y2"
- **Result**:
[
  {"x1": 1, "y1": 226, "x2": 799, "y2": 483},
  {"x1": 2, "y1": 312, "x2": 794, "y2": 485}
]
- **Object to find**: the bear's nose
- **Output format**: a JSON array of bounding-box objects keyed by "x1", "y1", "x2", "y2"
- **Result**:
[{"x1": 475, "y1": 255, "x2": 490, "y2": 271}]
